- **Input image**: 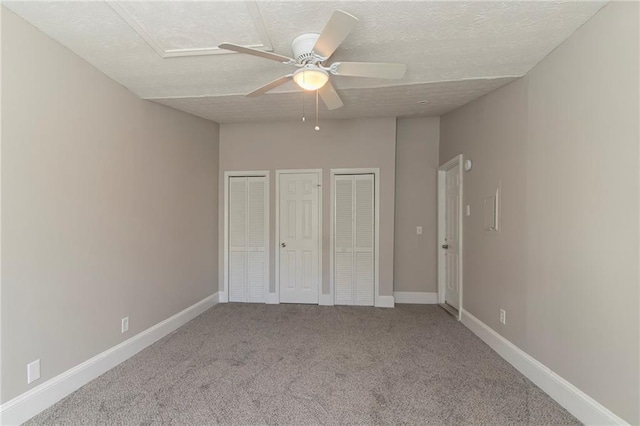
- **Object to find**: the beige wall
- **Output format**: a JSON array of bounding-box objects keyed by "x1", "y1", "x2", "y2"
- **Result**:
[
  {"x1": 394, "y1": 117, "x2": 439, "y2": 293},
  {"x1": 440, "y1": 2, "x2": 639, "y2": 423},
  {"x1": 441, "y1": 77, "x2": 530, "y2": 344},
  {"x1": 1, "y1": 9, "x2": 219, "y2": 403},
  {"x1": 218, "y1": 118, "x2": 396, "y2": 298}
]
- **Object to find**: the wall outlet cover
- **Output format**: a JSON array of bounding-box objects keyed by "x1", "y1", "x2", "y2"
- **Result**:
[
  {"x1": 27, "y1": 359, "x2": 41, "y2": 384},
  {"x1": 121, "y1": 317, "x2": 129, "y2": 333}
]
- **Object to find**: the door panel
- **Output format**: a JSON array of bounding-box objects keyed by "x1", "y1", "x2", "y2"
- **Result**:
[
  {"x1": 228, "y1": 251, "x2": 246, "y2": 302},
  {"x1": 444, "y1": 167, "x2": 461, "y2": 310},
  {"x1": 247, "y1": 251, "x2": 265, "y2": 302},
  {"x1": 228, "y1": 178, "x2": 248, "y2": 302},
  {"x1": 284, "y1": 250, "x2": 296, "y2": 289},
  {"x1": 228, "y1": 176, "x2": 267, "y2": 303},
  {"x1": 279, "y1": 172, "x2": 320, "y2": 304},
  {"x1": 354, "y1": 175, "x2": 374, "y2": 306},
  {"x1": 333, "y1": 174, "x2": 374, "y2": 306},
  {"x1": 247, "y1": 177, "x2": 267, "y2": 302},
  {"x1": 355, "y1": 252, "x2": 374, "y2": 306},
  {"x1": 334, "y1": 176, "x2": 354, "y2": 305}
]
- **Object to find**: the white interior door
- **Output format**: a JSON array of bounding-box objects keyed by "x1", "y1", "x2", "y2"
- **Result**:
[
  {"x1": 279, "y1": 172, "x2": 320, "y2": 304},
  {"x1": 228, "y1": 176, "x2": 268, "y2": 303},
  {"x1": 334, "y1": 174, "x2": 374, "y2": 306},
  {"x1": 444, "y1": 167, "x2": 461, "y2": 310}
]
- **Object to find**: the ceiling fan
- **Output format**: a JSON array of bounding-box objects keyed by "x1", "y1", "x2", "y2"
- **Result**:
[{"x1": 219, "y1": 10, "x2": 407, "y2": 110}]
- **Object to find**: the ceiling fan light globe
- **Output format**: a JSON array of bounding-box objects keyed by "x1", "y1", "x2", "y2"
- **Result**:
[{"x1": 293, "y1": 68, "x2": 329, "y2": 91}]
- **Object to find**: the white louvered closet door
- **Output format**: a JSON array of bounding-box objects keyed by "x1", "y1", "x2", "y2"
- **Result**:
[
  {"x1": 334, "y1": 176, "x2": 354, "y2": 305},
  {"x1": 334, "y1": 174, "x2": 375, "y2": 306},
  {"x1": 228, "y1": 176, "x2": 267, "y2": 303}
]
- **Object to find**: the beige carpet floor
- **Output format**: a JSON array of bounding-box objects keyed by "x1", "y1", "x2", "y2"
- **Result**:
[{"x1": 27, "y1": 304, "x2": 579, "y2": 425}]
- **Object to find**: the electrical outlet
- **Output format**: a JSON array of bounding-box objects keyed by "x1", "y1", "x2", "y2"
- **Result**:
[
  {"x1": 121, "y1": 317, "x2": 129, "y2": 333},
  {"x1": 466, "y1": 205, "x2": 471, "y2": 216},
  {"x1": 27, "y1": 359, "x2": 40, "y2": 384},
  {"x1": 499, "y1": 309, "x2": 506, "y2": 325},
  {"x1": 416, "y1": 226, "x2": 423, "y2": 235}
]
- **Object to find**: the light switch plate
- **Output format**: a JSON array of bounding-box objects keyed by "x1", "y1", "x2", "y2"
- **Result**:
[
  {"x1": 121, "y1": 317, "x2": 129, "y2": 333},
  {"x1": 27, "y1": 359, "x2": 40, "y2": 384},
  {"x1": 416, "y1": 226, "x2": 423, "y2": 235},
  {"x1": 466, "y1": 205, "x2": 471, "y2": 216}
]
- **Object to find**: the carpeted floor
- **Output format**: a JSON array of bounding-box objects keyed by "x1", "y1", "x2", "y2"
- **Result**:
[{"x1": 27, "y1": 304, "x2": 579, "y2": 425}]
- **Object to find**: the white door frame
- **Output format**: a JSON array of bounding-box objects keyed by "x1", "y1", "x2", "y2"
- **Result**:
[
  {"x1": 221, "y1": 170, "x2": 270, "y2": 304},
  {"x1": 275, "y1": 169, "x2": 323, "y2": 304},
  {"x1": 329, "y1": 168, "x2": 380, "y2": 307},
  {"x1": 437, "y1": 155, "x2": 464, "y2": 319}
]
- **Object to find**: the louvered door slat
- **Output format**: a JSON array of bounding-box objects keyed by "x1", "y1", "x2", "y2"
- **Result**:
[
  {"x1": 335, "y1": 176, "x2": 354, "y2": 250},
  {"x1": 354, "y1": 252, "x2": 374, "y2": 306},
  {"x1": 335, "y1": 252, "x2": 354, "y2": 304},
  {"x1": 355, "y1": 176, "x2": 374, "y2": 249}
]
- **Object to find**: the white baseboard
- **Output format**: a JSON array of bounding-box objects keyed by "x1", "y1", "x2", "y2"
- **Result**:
[
  {"x1": 266, "y1": 293, "x2": 279, "y2": 304},
  {"x1": 375, "y1": 295, "x2": 395, "y2": 308},
  {"x1": 0, "y1": 293, "x2": 219, "y2": 426},
  {"x1": 218, "y1": 291, "x2": 228, "y2": 303},
  {"x1": 461, "y1": 309, "x2": 628, "y2": 425},
  {"x1": 319, "y1": 294, "x2": 334, "y2": 306},
  {"x1": 394, "y1": 291, "x2": 438, "y2": 304}
]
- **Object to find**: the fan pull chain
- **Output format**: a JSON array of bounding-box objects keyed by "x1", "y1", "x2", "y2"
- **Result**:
[
  {"x1": 302, "y1": 91, "x2": 306, "y2": 122},
  {"x1": 315, "y1": 90, "x2": 320, "y2": 131}
]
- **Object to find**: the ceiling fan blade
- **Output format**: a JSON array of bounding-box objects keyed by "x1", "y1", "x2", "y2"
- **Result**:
[
  {"x1": 219, "y1": 43, "x2": 295, "y2": 64},
  {"x1": 318, "y1": 81, "x2": 344, "y2": 110},
  {"x1": 312, "y1": 10, "x2": 358, "y2": 60},
  {"x1": 331, "y1": 62, "x2": 407, "y2": 79},
  {"x1": 247, "y1": 75, "x2": 293, "y2": 97}
]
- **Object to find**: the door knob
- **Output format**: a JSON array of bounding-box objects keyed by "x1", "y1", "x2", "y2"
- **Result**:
[
  {"x1": 442, "y1": 244, "x2": 449, "y2": 249},
  {"x1": 281, "y1": 242, "x2": 286, "y2": 248}
]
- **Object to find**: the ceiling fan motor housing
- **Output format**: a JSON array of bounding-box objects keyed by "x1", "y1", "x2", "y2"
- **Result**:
[{"x1": 292, "y1": 33, "x2": 321, "y2": 64}]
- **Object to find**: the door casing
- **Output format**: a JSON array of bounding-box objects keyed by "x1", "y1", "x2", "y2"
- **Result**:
[
  {"x1": 275, "y1": 169, "x2": 323, "y2": 304},
  {"x1": 437, "y1": 155, "x2": 464, "y2": 319}
]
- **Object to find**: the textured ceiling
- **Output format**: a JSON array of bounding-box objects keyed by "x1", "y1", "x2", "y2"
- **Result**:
[
  {"x1": 154, "y1": 77, "x2": 518, "y2": 123},
  {"x1": 114, "y1": 2, "x2": 263, "y2": 50},
  {"x1": 4, "y1": 1, "x2": 607, "y2": 123}
]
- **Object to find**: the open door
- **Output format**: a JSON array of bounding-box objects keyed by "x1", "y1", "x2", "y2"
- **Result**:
[{"x1": 438, "y1": 155, "x2": 463, "y2": 319}]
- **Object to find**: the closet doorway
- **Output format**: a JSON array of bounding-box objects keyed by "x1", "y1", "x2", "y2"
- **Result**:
[
  {"x1": 330, "y1": 168, "x2": 380, "y2": 306},
  {"x1": 223, "y1": 171, "x2": 269, "y2": 303}
]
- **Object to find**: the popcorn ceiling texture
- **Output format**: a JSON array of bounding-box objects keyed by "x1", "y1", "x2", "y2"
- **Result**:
[
  {"x1": 120, "y1": 2, "x2": 262, "y2": 50},
  {"x1": 152, "y1": 77, "x2": 518, "y2": 123},
  {"x1": 4, "y1": 1, "x2": 606, "y2": 122}
]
